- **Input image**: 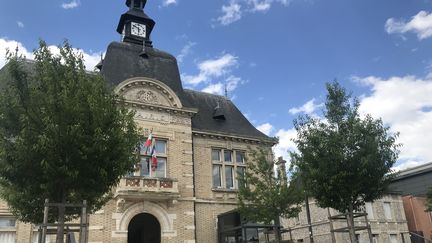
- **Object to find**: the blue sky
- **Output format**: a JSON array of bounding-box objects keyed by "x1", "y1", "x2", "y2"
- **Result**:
[{"x1": 1, "y1": 0, "x2": 432, "y2": 170}]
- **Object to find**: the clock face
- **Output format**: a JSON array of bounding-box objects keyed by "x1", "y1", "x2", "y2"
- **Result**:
[{"x1": 131, "y1": 22, "x2": 146, "y2": 38}]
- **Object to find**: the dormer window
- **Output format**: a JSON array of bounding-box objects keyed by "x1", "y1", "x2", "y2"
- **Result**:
[{"x1": 213, "y1": 103, "x2": 226, "y2": 120}]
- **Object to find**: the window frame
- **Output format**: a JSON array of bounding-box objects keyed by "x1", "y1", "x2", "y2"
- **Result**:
[
  {"x1": 0, "y1": 217, "x2": 16, "y2": 243},
  {"x1": 211, "y1": 148, "x2": 246, "y2": 190},
  {"x1": 137, "y1": 138, "x2": 168, "y2": 178},
  {"x1": 383, "y1": 202, "x2": 392, "y2": 220},
  {"x1": 365, "y1": 202, "x2": 374, "y2": 219}
]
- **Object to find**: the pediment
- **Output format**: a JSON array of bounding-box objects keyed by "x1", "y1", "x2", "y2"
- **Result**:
[{"x1": 115, "y1": 77, "x2": 183, "y2": 109}]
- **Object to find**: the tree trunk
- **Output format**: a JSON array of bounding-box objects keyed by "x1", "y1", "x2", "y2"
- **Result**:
[
  {"x1": 305, "y1": 197, "x2": 314, "y2": 243},
  {"x1": 56, "y1": 194, "x2": 66, "y2": 243},
  {"x1": 346, "y1": 205, "x2": 357, "y2": 243},
  {"x1": 274, "y1": 216, "x2": 282, "y2": 243}
]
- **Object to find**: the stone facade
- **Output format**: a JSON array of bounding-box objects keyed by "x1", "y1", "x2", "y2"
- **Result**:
[
  {"x1": 0, "y1": 76, "x2": 271, "y2": 243},
  {"x1": 282, "y1": 194, "x2": 411, "y2": 243},
  {"x1": 0, "y1": 1, "x2": 414, "y2": 242}
]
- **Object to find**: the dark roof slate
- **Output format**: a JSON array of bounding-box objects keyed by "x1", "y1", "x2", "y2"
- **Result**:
[
  {"x1": 0, "y1": 42, "x2": 272, "y2": 142},
  {"x1": 389, "y1": 162, "x2": 432, "y2": 196},
  {"x1": 100, "y1": 41, "x2": 191, "y2": 107},
  {"x1": 100, "y1": 42, "x2": 271, "y2": 141},
  {"x1": 184, "y1": 89, "x2": 270, "y2": 141}
]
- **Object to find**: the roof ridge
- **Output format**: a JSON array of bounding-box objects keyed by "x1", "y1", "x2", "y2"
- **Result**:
[{"x1": 184, "y1": 88, "x2": 228, "y2": 99}]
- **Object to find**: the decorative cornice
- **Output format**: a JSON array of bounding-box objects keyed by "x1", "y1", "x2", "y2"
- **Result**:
[
  {"x1": 117, "y1": 99, "x2": 197, "y2": 117},
  {"x1": 192, "y1": 130, "x2": 277, "y2": 145}
]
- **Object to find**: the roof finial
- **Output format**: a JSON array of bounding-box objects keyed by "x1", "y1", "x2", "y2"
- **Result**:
[{"x1": 224, "y1": 83, "x2": 228, "y2": 99}]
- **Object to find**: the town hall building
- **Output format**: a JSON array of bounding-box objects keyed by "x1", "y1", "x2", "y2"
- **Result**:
[
  {"x1": 0, "y1": 1, "x2": 413, "y2": 243},
  {"x1": 0, "y1": 1, "x2": 274, "y2": 242}
]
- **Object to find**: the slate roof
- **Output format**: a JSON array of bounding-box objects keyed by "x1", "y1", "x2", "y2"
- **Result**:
[
  {"x1": 100, "y1": 41, "x2": 271, "y2": 141},
  {"x1": 0, "y1": 43, "x2": 272, "y2": 142},
  {"x1": 183, "y1": 89, "x2": 270, "y2": 140},
  {"x1": 389, "y1": 162, "x2": 432, "y2": 196},
  {"x1": 100, "y1": 41, "x2": 191, "y2": 107}
]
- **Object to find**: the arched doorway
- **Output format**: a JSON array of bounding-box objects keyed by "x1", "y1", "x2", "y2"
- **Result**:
[{"x1": 128, "y1": 213, "x2": 161, "y2": 243}]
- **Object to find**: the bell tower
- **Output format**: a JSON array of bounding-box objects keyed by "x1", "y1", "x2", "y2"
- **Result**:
[{"x1": 116, "y1": 0, "x2": 155, "y2": 46}]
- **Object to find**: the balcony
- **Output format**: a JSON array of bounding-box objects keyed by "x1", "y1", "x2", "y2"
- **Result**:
[{"x1": 115, "y1": 177, "x2": 180, "y2": 201}]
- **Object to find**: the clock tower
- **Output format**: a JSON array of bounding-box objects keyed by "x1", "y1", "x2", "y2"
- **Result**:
[{"x1": 117, "y1": 0, "x2": 155, "y2": 46}]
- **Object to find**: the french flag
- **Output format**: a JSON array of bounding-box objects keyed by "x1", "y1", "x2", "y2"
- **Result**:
[
  {"x1": 142, "y1": 133, "x2": 153, "y2": 155},
  {"x1": 149, "y1": 138, "x2": 158, "y2": 171}
]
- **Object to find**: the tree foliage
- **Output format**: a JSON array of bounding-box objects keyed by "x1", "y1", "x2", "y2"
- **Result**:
[
  {"x1": 238, "y1": 148, "x2": 303, "y2": 242},
  {"x1": 290, "y1": 81, "x2": 399, "y2": 242},
  {"x1": 0, "y1": 41, "x2": 142, "y2": 224}
]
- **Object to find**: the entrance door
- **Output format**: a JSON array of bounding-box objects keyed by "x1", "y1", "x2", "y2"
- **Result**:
[{"x1": 128, "y1": 213, "x2": 161, "y2": 243}]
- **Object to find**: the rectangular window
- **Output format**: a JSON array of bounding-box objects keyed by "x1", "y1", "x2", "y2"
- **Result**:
[
  {"x1": 212, "y1": 149, "x2": 246, "y2": 189},
  {"x1": 212, "y1": 149, "x2": 221, "y2": 161},
  {"x1": 155, "y1": 140, "x2": 166, "y2": 155},
  {"x1": 383, "y1": 202, "x2": 392, "y2": 220},
  {"x1": 390, "y1": 234, "x2": 397, "y2": 243},
  {"x1": 140, "y1": 157, "x2": 150, "y2": 176},
  {"x1": 236, "y1": 151, "x2": 245, "y2": 164},
  {"x1": 224, "y1": 150, "x2": 232, "y2": 163},
  {"x1": 0, "y1": 218, "x2": 15, "y2": 228},
  {"x1": 137, "y1": 139, "x2": 167, "y2": 178},
  {"x1": 225, "y1": 166, "x2": 234, "y2": 189},
  {"x1": 0, "y1": 218, "x2": 16, "y2": 243},
  {"x1": 236, "y1": 167, "x2": 245, "y2": 188},
  {"x1": 365, "y1": 202, "x2": 374, "y2": 219},
  {"x1": 153, "y1": 158, "x2": 166, "y2": 178},
  {"x1": 213, "y1": 165, "x2": 222, "y2": 188}
]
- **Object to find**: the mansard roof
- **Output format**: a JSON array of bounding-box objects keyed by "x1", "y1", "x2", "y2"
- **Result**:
[
  {"x1": 99, "y1": 41, "x2": 271, "y2": 142},
  {"x1": 100, "y1": 41, "x2": 191, "y2": 107},
  {"x1": 184, "y1": 90, "x2": 270, "y2": 141}
]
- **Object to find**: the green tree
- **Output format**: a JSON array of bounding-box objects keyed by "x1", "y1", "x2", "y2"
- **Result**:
[
  {"x1": 290, "y1": 81, "x2": 399, "y2": 243},
  {"x1": 0, "y1": 41, "x2": 142, "y2": 242},
  {"x1": 238, "y1": 148, "x2": 303, "y2": 243}
]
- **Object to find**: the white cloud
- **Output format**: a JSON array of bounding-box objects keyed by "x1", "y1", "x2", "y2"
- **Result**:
[
  {"x1": 248, "y1": 0, "x2": 271, "y2": 12},
  {"x1": 385, "y1": 10, "x2": 432, "y2": 40},
  {"x1": 356, "y1": 75, "x2": 432, "y2": 168},
  {"x1": 201, "y1": 75, "x2": 245, "y2": 96},
  {"x1": 162, "y1": 0, "x2": 177, "y2": 6},
  {"x1": 215, "y1": 0, "x2": 294, "y2": 26},
  {"x1": 0, "y1": 38, "x2": 102, "y2": 71},
  {"x1": 256, "y1": 123, "x2": 274, "y2": 136},
  {"x1": 226, "y1": 75, "x2": 245, "y2": 92},
  {"x1": 176, "y1": 42, "x2": 196, "y2": 64},
  {"x1": 202, "y1": 83, "x2": 224, "y2": 95},
  {"x1": 182, "y1": 54, "x2": 238, "y2": 85},
  {"x1": 274, "y1": 128, "x2": 298, "y2": 163},
  {"x1": 217, "y1": 2, "x2": 242, "y2": 26},
  {"x1": 17, "y1": 21, "x2": 24, "y2": 28},
  {"x1": 392, "y1": 160, "x2": 423, "y2": 172},
  {"x1": 289, "y1": 98, "x2": 323, "y2": 115},
  {"x1": 61, "y1": 0, "x2": 80, "y2": 9},
  {"x1": 0, "y1": 38, "x2": 33, "y2": 68},
  {"x1": 183, "y1": 53, "x2": 246, "y2": 96}
]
